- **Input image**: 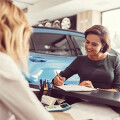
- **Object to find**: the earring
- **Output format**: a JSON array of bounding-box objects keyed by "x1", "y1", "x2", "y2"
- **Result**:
[{"x1": 100, "y1": 48, "x2": 103, "y2": 52}]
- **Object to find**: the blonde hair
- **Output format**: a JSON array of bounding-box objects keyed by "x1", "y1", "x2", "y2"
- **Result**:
[{"x1": 0, "y1": 0, "x2": 32, "y2": 73}]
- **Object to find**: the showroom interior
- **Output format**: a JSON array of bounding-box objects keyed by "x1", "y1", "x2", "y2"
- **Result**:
[
  {"x1": 12, "y1": 0, "x2": 120, "y2": 52},
  {"x1": 1, "y1": 0, "x2": 120, "y2": 120}
]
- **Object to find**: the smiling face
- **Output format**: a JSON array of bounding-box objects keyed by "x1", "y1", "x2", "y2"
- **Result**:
[{"x1": 85, "y1": 34, "x2": 104, "y2": 59}]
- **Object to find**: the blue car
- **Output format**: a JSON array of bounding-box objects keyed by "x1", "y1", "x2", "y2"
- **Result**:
[{"x1": 26, "y1": 27, "x2": 119, "y2": 85}]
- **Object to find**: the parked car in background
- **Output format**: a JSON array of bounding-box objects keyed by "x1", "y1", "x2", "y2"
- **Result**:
[{"x1": 25, "y1": 27, "x2": 119, "y2": 85}]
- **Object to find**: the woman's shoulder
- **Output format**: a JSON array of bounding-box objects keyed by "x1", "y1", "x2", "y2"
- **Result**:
[
  {"x1": 74, "y1": 55, "x2": 87, "y2": 63},
  {"x1": 107, "y1": 54, "x2": 120, "y2": 67},
  {"x1": 0, "y1": 52, "x2": 17, "y2": 69},
  {"x1": 0, "y1": 52, "x2": 23, "y2": 80},
  {"x1": 107, "y1": 54, "x2": 119, "y2": 61}
]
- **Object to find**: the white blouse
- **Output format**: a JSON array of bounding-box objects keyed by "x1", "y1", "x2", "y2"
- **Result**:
[{"x1": 0, "y1": 52, "x2": 54, "y2": 120}]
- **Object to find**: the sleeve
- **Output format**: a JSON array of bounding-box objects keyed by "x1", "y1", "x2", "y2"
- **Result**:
[
  {"x1": 60, "y1": 56, "x2": 79, "y2": 79},
  {"x1": 113, "y1": 56, "x2": 120, "y2": 92},
  {"x1": 0, "y1": 66, "x2": 54, "y2": 120}
]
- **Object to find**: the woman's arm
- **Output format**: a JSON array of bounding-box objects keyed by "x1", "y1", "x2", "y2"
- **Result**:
[
  {"x1": 113, "y1": 56, "x2": 120, "y2": 92},
  {"x1": 53, "y1": 56, "x2": 80, "y2": 86},
  {"x1": 59, "y1": 57, "x2": 79, "y2": 79}
]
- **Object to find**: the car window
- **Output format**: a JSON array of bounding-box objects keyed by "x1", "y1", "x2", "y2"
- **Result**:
[
  {"x1": 71, "y1": 36, "x2": 86, "y2": 55},
  {"x1": 30, "y1": 33, "x2": 74, "y2": 56}
]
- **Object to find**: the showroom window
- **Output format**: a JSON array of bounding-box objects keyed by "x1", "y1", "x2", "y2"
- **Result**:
[{"x1": 102, "y1": 9, "x2": 120, "y2": 52}]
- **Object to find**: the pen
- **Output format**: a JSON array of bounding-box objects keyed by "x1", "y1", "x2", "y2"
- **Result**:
[
  {"x1": 39, "y1": 79, "x2": 43, "y2": 96},
  {"x1": 40, "y1": 79, "x2": 42, "y2": 89},
  {"x1": 56, "y1": 71, "x2": 62, "y2": 81},
  {"x1": 46, "y1": 80, "x2": 49, "y2": 89}
]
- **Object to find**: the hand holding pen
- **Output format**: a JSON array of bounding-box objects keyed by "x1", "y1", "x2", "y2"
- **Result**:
[
  {"x1": 56, "y1": 71, "x2": 62, "y2": 81},
  {"x1": 53, "y1": 72, "x2": 66, "y2": 86}
]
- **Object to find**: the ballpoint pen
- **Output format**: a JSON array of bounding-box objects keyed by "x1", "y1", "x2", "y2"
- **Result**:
[
  {"x1": 56, "y1": 71, "x2": 62, "y2": 81},
  {"x1": 40, "y1": 79, "x2": 42, "y2": 89}
]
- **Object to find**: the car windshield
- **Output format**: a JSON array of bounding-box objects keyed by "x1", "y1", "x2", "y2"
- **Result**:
[{"x1": 30, "y1": 32, "x2": 86, "y2": 56}]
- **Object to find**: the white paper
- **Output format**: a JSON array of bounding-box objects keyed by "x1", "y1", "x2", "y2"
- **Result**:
[
  {"x1": 41, "y1": 95, "x2": 57, "y2": 106},
  {"x1": 56, "y1": 85, "x2": 95, "y2": 91},
  {"x1": 65, "y1": 102, "x2": 120, "y2": 120},
  {"x1": 30, "y1": 88, "x2": 40, "y2": 92}
]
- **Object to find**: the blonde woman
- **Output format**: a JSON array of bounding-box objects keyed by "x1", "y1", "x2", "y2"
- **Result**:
[{"x1": 0, "y1": 0, "x2": 54, "y2": 120}]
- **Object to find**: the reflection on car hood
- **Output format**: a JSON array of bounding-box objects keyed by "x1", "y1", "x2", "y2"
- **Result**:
[{"x1": 27, "y1": 52, "x2": 77, "y2": 85}]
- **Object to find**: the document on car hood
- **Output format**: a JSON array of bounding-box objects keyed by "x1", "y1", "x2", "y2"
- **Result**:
[{"x1": 56, "y1": 85, "x2": 95, "y2": 91}]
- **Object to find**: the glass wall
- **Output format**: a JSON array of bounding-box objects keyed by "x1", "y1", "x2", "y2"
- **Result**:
[{"x1": 102, "y1": 9, "x2": 120, "y2": 53}]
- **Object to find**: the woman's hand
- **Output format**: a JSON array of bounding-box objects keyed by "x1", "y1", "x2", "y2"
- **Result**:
[
  {"x1": 78, "y1": 80, "x2": 94, "y2": 88},
  {"x1": 53, "y1": 76, "x2": 66, "y2": 86}
]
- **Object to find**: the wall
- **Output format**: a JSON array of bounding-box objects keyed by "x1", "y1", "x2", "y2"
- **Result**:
[{"x1": 77, "y1": 10, "x2": 101, "y2": 33}]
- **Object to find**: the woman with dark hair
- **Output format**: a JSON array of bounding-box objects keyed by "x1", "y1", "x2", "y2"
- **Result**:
[{"x1": 53, "y1": 25, "x2": 120, "y2": 92}]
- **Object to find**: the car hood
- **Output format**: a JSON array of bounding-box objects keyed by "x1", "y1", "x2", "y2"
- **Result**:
[{"x1": 27, "y1": 52, "x2": 76, "y2": 85}]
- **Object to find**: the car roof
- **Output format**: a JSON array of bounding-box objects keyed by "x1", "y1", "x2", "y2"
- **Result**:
[{"x1": 32, "y1": 27, "x2": 85, "y2": 37}]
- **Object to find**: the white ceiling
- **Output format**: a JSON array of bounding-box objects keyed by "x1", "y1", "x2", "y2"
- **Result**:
[{"x1": 13, "y1": 0, "x2": 120, "y2": 26}]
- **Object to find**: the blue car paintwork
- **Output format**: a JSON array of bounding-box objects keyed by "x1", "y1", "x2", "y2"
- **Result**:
[{"x1": 27, "y1": 52, "x2": 79, "y2": 85}]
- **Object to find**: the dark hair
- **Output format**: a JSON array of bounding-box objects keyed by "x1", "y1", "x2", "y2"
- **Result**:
[{"x1": 84, "y1": 25, "x2": 111, "y2": 53}]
